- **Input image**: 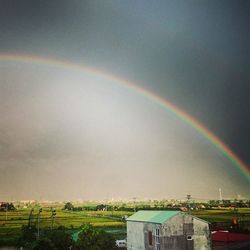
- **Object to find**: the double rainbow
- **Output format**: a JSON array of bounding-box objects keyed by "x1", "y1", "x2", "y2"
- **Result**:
[{"x1": 1, "y1": 53, "x2": 249, "y2": 183}]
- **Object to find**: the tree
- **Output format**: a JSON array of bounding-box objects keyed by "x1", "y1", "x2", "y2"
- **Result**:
[
  {"x1": 75, "y1": 223, "x2": 115, "y2": 250},
  {"x1": 0, "y1": 202, "x2": 16, "y2": 211},
  {"x1": 96, "y1": 204, "x2": 106, "y2": 211},
  {"x1": 33, "y1": 237, "x2": 56, "y2": 250},
  {"x1": 47, "y1": 226, "x2": 73, "y2": 250},
  {"x1": 208, "y1": 200, "x2": 219, "y2": 207},
  {"x1": 63, "y1": 202, "x2": 74, "y2": 210},
  {"x1": 96, "y1": 230, "x2": 116, "y2": 250},
  {"x1": 18, "y1": 225, "x2": 73, "y2": 250},
  {"x1": 75, "y1": 224, "x2": 99, "y2": 250},
  {"x1": 18, "y1": 225, "x2": 37, "y2": 247}
]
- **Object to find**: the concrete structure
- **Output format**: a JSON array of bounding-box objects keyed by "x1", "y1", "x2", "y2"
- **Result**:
[{"x1": 127, "y1": 210, "x2": 211, "y2": 250}]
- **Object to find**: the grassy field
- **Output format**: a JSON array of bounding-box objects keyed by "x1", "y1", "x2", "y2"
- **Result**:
[
  {"x1": 0, "y1": 209, "x2": 130, "y2": 245},
  {"x1": 191, "y1": 208, "x2": 250, "y2": 224},
  {"x1": 0, "y1": 207, "x2": 250, "y2": 245}
]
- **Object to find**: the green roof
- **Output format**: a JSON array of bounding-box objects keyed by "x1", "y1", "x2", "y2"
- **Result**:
[{"x1": 127, "y1": 210, "x2": 180, "y2": 224}]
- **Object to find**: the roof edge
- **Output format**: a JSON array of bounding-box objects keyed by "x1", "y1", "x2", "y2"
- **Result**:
[
  {"x1": 126, "y1": 210, "x2": 181, "y2": 223},
  {"x1": 180, "y1": 212, "x2": 211, "y2": 224}
]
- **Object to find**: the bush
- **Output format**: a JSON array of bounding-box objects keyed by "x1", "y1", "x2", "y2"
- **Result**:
[
  {"x1": 46, "y1": 226, "x2": 73, "y2": 250},
  {"x1": 75, "y1": 223, "x2": 115, "y2": 250},
  {"x1": 32, "y1": 238, "x2": 56, "y2": 250}
]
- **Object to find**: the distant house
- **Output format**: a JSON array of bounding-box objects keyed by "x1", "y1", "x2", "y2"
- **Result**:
[{"x1": 127, "y1": 210, "x2": 211, "y2": 250}]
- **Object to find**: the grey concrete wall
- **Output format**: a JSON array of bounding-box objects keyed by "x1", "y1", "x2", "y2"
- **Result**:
[
  {"x1": 193, "y1": 217, "x2": 211, "y2": 250},
  {"x1": 160, "y1": 215, "x2": 190, "y2": 249},
  {"x1": 161, "y1": 213, "x2": 211, "y2": 250},
  {"x1": 127, "y1": 221, "x2": 146, "y2": 250},
  {"x1": 127, "y1": 213, "x2": 211, "y2": 250},
  {"x1": 127, "y1": 221, "x2": 159, "y2": 250}
]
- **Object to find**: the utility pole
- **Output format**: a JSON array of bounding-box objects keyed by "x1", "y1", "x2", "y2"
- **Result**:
[
  {"x1": 133, "y1": 197, "x2": 137, "y2": 212},
  {"x1": 28, "y1": 208, "x2": 34, "y2": 229},
  {"x1": 186, "y1": 194, "x2": 191, "y2": 212},
  {"x1": 111, "y1": 203, "x2": 114, "y2": 217},
  {"x1": 37, "y1": 208, "x2": 42, "y2": 240},
  {"x1": 219, "y1": 188, "x2": 223, "y2": 203},
  {"x1": 105, "y1": 198, "x2": 108, "y2": 212},
  {"x1": 5, "y1": 206, "x2": 7, "y2": 224},
  {"x1": 51, "y1": 208, "x2": 56, "y2": 229}
]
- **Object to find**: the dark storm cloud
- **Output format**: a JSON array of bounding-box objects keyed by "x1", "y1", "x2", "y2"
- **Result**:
[{"x1": 0, "y1": 0, "x2": 249, "y2": 199}]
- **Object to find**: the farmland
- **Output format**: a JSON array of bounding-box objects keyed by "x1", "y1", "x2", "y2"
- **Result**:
[
  {"x1": 192, "y1": 208, "x2": 250, "y2": 224},
  {"x1": 0, "y1": 206, "x2": 250, "y2": 246},
  {"x1": 0, "y1": 208, "x2": 130, "y2": 245}
]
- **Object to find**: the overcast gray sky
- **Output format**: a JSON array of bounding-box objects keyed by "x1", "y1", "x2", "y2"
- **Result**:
[{"x1": 0, "y1": 0, "x2": 249, "y2": 200}]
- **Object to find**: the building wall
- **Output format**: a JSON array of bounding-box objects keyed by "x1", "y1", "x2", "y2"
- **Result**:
[
  {"x1": 127, "y1": 213, "x2": 211, "y2": 250},
  {"x1": 127, "y1": 221, "x2": 146, "y2": 250},
  {"x1": 161, "y1": 213, "x2": 211, "y2": 250},
  {"x1": 143, "y1": 223, "x2": 158, "y2": 250},
  {"x1": 162, "y1": 214, "x2": 193, "y2": 250},
  {"x1": 193, "y1": 217, "x2": 211, "y2": 250},
  {"x1": 127, "y1": 221, "x2": 161, "y2": 250}
]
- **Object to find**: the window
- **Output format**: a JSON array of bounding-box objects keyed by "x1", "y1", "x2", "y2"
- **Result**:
[
  {"x1": 155, "y1": 228, "x2": 160, "y2": 243},
  {"x1": 148, "y1": 231, "x2": 152, "y2": 246},
  {"x1": 155, "y1": 228, "x2": 160, "y2": 250}
]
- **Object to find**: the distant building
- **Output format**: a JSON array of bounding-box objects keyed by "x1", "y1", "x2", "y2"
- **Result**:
[{"x1": 127, "y1": 210, "x2": 211, "y2": 250}]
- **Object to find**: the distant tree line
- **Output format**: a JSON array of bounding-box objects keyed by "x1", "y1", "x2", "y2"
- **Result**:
[
  {"x1": 63, "y1": 201, "x2": 183, "y2": 212},
  {"x1": 208, "y1": 199, "x2": 249, "y2": 208},
  {"x1": 59, "y1": 200, "x2": 250, "y2": 214},
  {"x1": 0, "y1": 202, "x2": 16, "y2": 211}
]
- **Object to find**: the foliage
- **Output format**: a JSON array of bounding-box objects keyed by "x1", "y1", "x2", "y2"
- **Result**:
[
  {"x1": 18, "y1": 225, "x2": 37, "y2": 247},
  {"x1": 208, "y1": 200, "x2": 220, "y2": 206},
  {"x1": 96, "y1": 204, "x2": 106, "y2": 211},
  {"x1": 17, "y1": 225, "x2": 73, "y2": 250},
  {"x1": 95, "y1": 230, "x2": 116, "y2": 250},
  {"x1": 64, "y1": 202, "x2": 74, "y2": 210},
  {"x1": 32, "y1": 237, "x2": 56, "y2": 250},
  {"x1": 2, "y1": 206, "x2": 250, "y2": 247},
  {"x1": 0, "y1": 237, "x2": 19, "y2": 247},
  {"x1": 46, "y1": 226, "x2": 73, "y2": 250},
  {"x1": 73, "y1": 206, "x2": 84, "y2": 211},
  {"x1": 75, "y1": 223, "x2": 115, "y2": 250},
  {"x1": 0, "y1": 208, "x2": 126, "y2": 242},
  {"x1": 0, "y1": 202, "x2": 16, "y2": 211}
]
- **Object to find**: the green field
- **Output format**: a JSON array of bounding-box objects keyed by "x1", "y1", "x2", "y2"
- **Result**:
[
  {"x1": 0, "y1": 207, "x2": 250, "y2": 245},
  {"x1": 0, "y1": 209, "x2": 130, "y2": 245},
  {"x1": 191, "y1": 208, "x2": 250, "y2": 224}
]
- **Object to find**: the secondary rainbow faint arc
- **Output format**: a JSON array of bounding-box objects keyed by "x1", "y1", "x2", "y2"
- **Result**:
[{"x1": 0, "y1": 53, "x2": 249, "y2": 183}]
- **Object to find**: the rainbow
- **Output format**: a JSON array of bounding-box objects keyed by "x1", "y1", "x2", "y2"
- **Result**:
[{"x1": 0, "y1": 53, "x2": 249, "y2": 183}]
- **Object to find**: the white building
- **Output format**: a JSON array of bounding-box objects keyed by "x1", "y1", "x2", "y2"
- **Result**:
[{"x1": 127, "y1": 210, "x2": 211, "y2": 250}]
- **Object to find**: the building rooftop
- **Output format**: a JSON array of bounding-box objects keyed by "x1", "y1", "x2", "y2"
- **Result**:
[{"x1": 126, "y1": 210, "x2": 180, "y2": 224}]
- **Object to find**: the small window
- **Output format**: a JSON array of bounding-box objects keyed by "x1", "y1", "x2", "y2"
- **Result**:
[
  {"x1": 148, "y1": 231, "x2": 152, "y2": 246},
  {"x1": 156, "y1": 228, "x2": 160, "y2": 243},
  {"x1": 187, "y1": 235, "x2": 193, "y2": 240}
]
